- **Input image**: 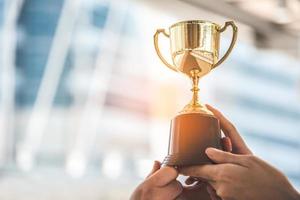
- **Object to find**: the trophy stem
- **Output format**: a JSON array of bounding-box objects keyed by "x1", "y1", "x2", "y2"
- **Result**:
[
  {"x1": 179, "y1": 69, "x2": 213, "y2": 115},
  {"x1": 191, "y1": 70, "x2": 200, "y2": 106}
]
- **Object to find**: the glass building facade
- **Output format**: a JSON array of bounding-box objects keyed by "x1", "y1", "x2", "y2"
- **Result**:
[{"x1": 0, "y1": 0, "x2": 299, "y2": 199}]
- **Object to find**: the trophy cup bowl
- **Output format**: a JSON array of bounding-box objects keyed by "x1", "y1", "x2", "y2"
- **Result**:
[{"x1": 154, "y1": 20, "x2": 238, "y2": 167}]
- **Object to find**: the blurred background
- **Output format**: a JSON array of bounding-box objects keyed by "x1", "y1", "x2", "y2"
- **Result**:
[{"x1": 0, "y1": 0, "x2": 300, "y2": 199}]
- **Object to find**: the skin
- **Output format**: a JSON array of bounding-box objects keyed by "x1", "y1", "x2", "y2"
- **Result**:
[
  {"x1": 130, "y1": 161, "x2": 183, "y2": 200},
  {"x1": 131, "y1": 123, "x2": 233, "y2": 200},
  {"x1": 180, "y1": 105, "x2": 300, "y2": 200},
  {"x1": 130, "y1": 103, "x2": 249, "y2": 200},
  {"x1": 177, "y1": 137, "x2": 232, "y2": 200},
  {"x1": 130, "y1": 136, "x2": 232, "y2": 200}
]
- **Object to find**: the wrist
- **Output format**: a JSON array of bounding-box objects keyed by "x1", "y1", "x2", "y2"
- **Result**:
[
  {"x1": 287, "y1": 186, "x2": 300, "y2": 200},
  {"x1": 292, "y1": 190, "x2": 300, "y2": 200}
]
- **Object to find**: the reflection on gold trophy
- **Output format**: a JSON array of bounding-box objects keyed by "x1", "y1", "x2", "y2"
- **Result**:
[{"x1": 154, "y1": 20, "x2": 238, "y2": 166}]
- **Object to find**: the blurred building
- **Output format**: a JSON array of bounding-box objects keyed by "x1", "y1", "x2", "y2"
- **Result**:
[{"x1": 0, "y1": 0, "x2": 299, "y2": 199}]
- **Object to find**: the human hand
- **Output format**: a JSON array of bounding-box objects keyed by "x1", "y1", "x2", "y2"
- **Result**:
[
  {"x1": 180, "y1": 105, "x2": 300, "y2": 200},
  {"x1": 178, "y1": 136, "x2": 233, "y2": 200},
  {"x1": 206, "y1": 104, "x2": 252, "y2": 155},
  {"x1": 179, "y1": 104, "x2": 251, "y2": 200},
  {"x1": 130, "y1": 161, "x2": 183, "y2": 200},
  {"x1": 181, "y1": 148, "x2": 300, "y2": 200}
]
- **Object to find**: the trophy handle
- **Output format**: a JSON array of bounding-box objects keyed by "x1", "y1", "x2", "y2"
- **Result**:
[
  {"x1": 213, "y1": 21, "x2": 238, "y2": 68},
  {"x1": 154, "y1": 29, "x2": 178, "y2": 72}
]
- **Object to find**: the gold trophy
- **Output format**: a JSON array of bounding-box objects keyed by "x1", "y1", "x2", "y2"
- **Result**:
[{"x1": 154, "y1": 20, "x2": 237, "y2": 166}]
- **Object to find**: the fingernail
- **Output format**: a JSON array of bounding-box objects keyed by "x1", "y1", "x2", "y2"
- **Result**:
[{"x1": 205, "y1": 147, "x2": 219, "y2": 156}]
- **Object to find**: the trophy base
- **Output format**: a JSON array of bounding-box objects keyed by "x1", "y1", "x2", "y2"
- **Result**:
[{"x1": 163, "y1": 113, "x2": 222, "y2": 167}]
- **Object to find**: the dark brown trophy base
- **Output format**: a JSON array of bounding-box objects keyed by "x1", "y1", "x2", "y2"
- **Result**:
[{"x1": 163, "y1": 113, "x2": 222, "y2": 167}]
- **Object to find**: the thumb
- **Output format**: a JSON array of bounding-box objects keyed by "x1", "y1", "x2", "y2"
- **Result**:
[
  {"x1": 146, "y1": 161, "x2": 161, "y2": 178},
  {"x1": 148, "y1": 166, "x2": 178, "y2": 186},
  {"x1": 206, "y1": 148, "x2": 248, "y2": 167}
]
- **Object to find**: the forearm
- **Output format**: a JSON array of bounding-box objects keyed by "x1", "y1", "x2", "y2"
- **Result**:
[
  {"x1": 288, "y1": 187, "x2": 300, "y2": 200},
  {"x1": 281, "y1": 179, "x2": 300, "y2": 200}
]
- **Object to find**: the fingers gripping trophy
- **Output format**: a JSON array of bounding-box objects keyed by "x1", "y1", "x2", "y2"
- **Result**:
[{"x1": 154, "y1": 20, "x2": 238, "y2": 166}]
